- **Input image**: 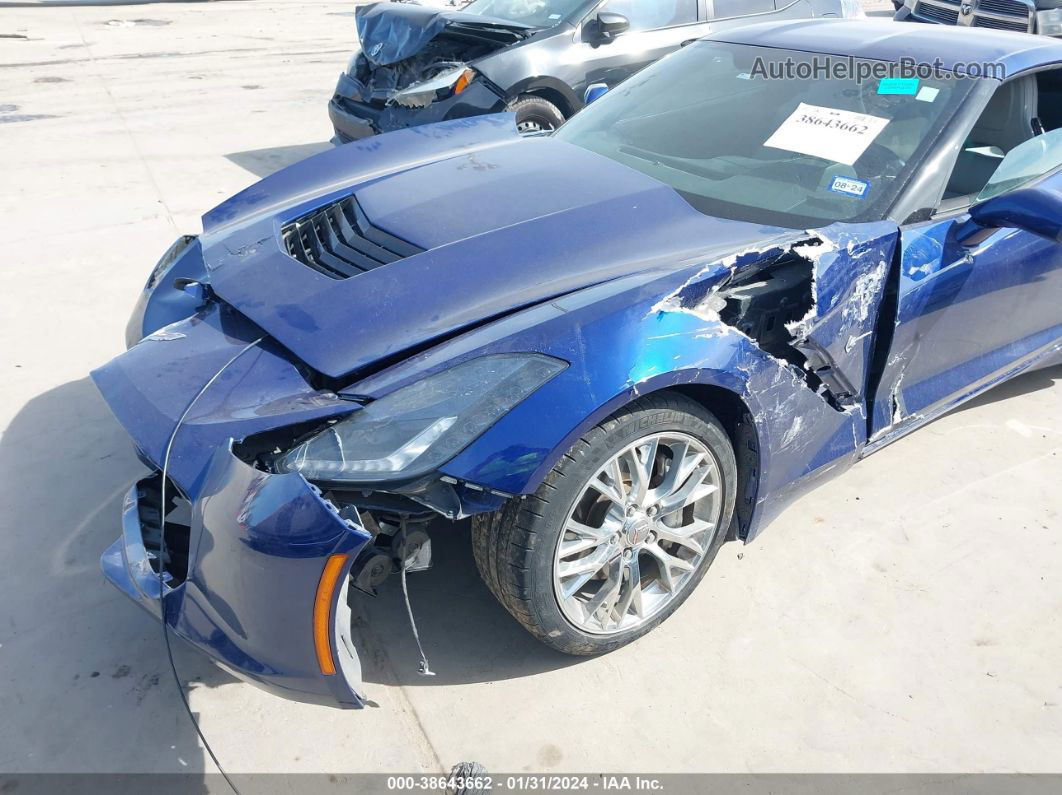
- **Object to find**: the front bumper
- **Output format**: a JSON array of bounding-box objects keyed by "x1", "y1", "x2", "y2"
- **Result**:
[
  {"x1": 102, "y1": 446, "x2": 372, "y2": 708},
  {"x1": 329, "y1": 71, "x2": 506, "y2": 143},
  {"x1": 97, "y1": 303, "x2": 382, "y2": 707}
]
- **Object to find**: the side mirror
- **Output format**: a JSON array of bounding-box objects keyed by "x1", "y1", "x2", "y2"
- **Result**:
[
  {"x1": 955, "y1": 186, "x2": 1062, "y2": 246},
  {"x1": 586, "y1": 12, "x2": 630, "y2": 45},
  {"x1": 584, "y1": 82, "x2": 610, "y2": 105}
]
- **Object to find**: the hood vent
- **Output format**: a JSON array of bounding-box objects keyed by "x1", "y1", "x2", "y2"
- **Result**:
[{"x1": 281, "y1": 194, "x2": 424, "y2": 279}]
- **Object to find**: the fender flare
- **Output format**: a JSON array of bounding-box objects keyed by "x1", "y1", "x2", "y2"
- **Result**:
[
  {"x1": 514, "y1": 368, "x2": 756, "y2": 495},
  {"x1": 502, "y1": 75, "x2": 583, "y2": 116}
]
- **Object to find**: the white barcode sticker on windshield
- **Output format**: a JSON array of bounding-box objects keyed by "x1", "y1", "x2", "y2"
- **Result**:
[{"x1": 764, "y1": 103, "x2": 890, "y2": 166}]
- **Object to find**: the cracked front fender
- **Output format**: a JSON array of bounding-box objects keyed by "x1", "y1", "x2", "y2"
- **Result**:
[
  {"x1": 442, "y1": 308, "x2": 863, "y2": 539},
  {"x1": 353, "y1": 260, "x2": 867, "y2": 540}
]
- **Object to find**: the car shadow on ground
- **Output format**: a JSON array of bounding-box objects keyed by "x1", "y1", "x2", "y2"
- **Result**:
[
  {"x1": 949, "y1": 363, "x2": 1062, "y2": 415},
  {"x1": 352, "y1": 516, "x2": 583, "y2": 690},
  {"x1": 0, "y1": 377, "x2": 234, "y2": 780},
  {"x1": 223, "y1": 143, "x2": 333, "y2": 179}
]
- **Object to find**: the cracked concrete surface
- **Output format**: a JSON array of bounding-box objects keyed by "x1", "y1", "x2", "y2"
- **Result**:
[{"x1": 1, "y1": 0, "x2": 1060, "y2": 780}]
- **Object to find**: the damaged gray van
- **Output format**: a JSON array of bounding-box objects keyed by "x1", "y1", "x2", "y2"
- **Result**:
[{"x1": 329, "y1": 0, "x2": 864, "y2": 142}]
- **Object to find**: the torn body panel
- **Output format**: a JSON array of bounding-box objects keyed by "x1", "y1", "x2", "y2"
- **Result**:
[
  {"x1": 646, "y1": 222, "x2": 899, "y2": 410},
  {"x1": 783, "y1": 223, "x2": 899, "y2": 408}
]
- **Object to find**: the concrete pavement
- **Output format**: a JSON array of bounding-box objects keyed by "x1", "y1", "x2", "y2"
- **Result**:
[{"x1": 1, "y1": 0, "x2": 1059, "y2": 782}]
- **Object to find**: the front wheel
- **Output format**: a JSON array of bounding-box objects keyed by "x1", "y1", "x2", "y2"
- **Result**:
[
  {"x1": 472, "y1": 392, "x2": 737, "y2": 655},
  {"x1": 508, "y1": 94, "x2": 565, "y2": 135}
]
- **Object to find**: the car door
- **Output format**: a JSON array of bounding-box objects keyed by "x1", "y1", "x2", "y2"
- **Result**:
[
  {"x1": 867, "y1": 79, "x2": 1062, "y2": 443},
  {"x1": 573, "y1": 0, "x2": 710, "y2": 100}
]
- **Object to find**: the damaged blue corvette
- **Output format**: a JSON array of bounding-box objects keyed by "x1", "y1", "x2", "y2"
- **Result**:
[{"x1": 94, "y1": 20, "x2": 1062, "y2": 708}]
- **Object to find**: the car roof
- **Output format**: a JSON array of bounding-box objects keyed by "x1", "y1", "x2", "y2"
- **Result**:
[{"x1": 707, "y1": 19, "x2": 1062, "y2": 77}]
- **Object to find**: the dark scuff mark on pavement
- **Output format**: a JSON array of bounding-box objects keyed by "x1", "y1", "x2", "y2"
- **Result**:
[{"x1": 0, "y1": 104, "x2": 58, "y2": 124}]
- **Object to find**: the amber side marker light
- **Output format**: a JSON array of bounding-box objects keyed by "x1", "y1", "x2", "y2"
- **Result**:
[
  {"x1": 314, "y1": 554, "x2": 350, "y2": 676},
  {"x1": 453, "y1": 68, "x2": 475, "y2": 96}
]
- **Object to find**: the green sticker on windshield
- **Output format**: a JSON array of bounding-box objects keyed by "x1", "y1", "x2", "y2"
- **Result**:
[{"x1": 878, "y1": 78, "x2": 919, "y2": 96}]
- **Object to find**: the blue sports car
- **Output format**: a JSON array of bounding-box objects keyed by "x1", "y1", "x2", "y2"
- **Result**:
[{"x1": 94, "y1": 19, "x2": 1062, "y2": 708}]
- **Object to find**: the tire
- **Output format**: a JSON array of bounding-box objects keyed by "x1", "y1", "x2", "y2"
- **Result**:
[
  {"x1": 472, "y1": 391, "x2": 738, "y2": 655},
  {"x1": 508, "y1": 94, "x2": 565, "y2": 135}
]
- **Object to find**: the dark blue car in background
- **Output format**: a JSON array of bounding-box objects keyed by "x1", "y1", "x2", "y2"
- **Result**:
[{"x1": 94, "y1": 20, "x2": 1062, "y2": 708}]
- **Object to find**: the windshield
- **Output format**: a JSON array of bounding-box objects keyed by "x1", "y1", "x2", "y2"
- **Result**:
[
  {"x1": 555, "y1": 42, "x2": 978, "y2": 227},
  {"x1": 462, "y1": 0, "x2": 592, "y2": 27}
]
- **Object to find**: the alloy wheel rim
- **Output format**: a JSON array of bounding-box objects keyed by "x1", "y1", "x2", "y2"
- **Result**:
[
  {"x1": 552, "y1": 432, "x2": 723, "y2": 635},
  {"x1": 517, "y1": 117, "x2": 555, "y2": 134}
]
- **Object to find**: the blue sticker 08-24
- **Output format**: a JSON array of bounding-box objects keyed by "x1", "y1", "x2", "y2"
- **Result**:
[{"x1": 828, "y1": 175, "x2": 871, "y2": 199}]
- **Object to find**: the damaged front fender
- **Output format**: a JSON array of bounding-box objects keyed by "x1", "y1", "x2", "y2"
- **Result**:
[{"x1": 352, "y1": 222, "x2": 900, "y2": 539}]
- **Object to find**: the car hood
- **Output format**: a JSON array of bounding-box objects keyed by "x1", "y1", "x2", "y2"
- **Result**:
[
  {"x1": 355, "y1": 1, "x2": 531, "y2": 66},
  {"x1": 201, "y1": 116, "x2": 790, "y2": 381}
]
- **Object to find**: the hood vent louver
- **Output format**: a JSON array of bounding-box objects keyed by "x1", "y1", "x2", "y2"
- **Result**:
[{"x1": 281, "y1": 194, "x2": 424, "y2": 279}]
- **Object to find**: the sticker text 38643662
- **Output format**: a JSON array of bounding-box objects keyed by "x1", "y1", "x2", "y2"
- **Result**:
[{"x1": 763, "y1": 103, "x2": 890, "y2": 166}]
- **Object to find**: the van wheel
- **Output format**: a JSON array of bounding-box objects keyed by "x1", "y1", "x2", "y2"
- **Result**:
[
  {"x1": 472, "y1": 392, "x2": 737, "y2": 655},
  {"x1": 509, "y1": 95, "x2": 565, "y2": 135}
]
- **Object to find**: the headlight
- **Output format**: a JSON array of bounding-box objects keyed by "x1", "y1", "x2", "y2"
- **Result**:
[
  {"x1": 1037, "y1": 8, "x2": 1062, "y2": 36},
  {"x1": 391, "y1": 67, "x2": 476, "y2": 108},
  {"x1": 276, "y1": 354, "x2": 567, "y2": 484}
]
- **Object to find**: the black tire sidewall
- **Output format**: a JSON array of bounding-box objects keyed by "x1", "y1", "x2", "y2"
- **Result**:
[
  {"x1": 510, "y1": 95, "x2": 565, "y2": 132},
  {"x1": 520, "y1": 396, "x2": 738, "y2": 654}
]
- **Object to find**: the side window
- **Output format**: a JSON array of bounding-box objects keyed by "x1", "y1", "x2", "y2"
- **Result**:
[
  {"x1": 602, "y1": 0, "x2": 699, "y2": 30},
  {"x1": 941, "y1": 69, "x2": 1062, "y2": 209},
  {"x1": 977, "y1": 128, "x2": 1062, "y2": 201},
  {"x1": 711, "y1": 0, "x2": 776, "y2": 17},
  {"x1": 1036, "y1": 70, "x2": 1062, "y2": 132}
]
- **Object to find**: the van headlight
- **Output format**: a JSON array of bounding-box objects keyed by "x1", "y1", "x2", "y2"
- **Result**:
[{"x1": 276, "y1": 354, "x2": 566, "y2": 483}]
